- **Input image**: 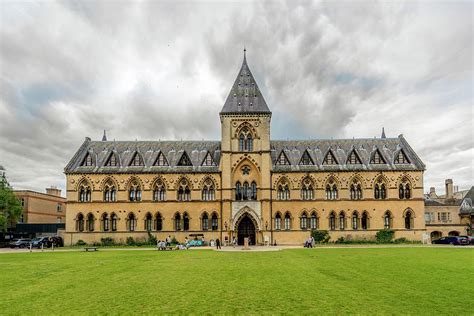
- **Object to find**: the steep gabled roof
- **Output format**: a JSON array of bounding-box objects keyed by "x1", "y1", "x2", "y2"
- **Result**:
[
  {"x1": 220, "y1": 50, "x2": 271, "y2": 115},
  {"x1": 177, "y1": 151, "x2": 192, "y2": 166}
]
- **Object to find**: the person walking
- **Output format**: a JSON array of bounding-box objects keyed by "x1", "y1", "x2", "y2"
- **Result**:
[
  {"x1": 232, "y1": 237, "x2": 237, "y2": 248},
  {"x1": 216, "y1": 238, "x2": 221, "y2": 250}
]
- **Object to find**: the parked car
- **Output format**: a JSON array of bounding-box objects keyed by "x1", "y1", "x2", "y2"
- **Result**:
[
  {"x1": 50, "y1": 236, "x2": 64, "y2": 247},
  {"x1": 9, "y1": 238, "x2": 32, "y2": 248},
  {"x1": 31, "y1": 237, "x2": 51, "y2": 248},
  {"x1": 459, "y1": 236, "x2": 474, "y2": 245},
  {"x1": 432, "y1": 236, "x2": 469, "y2": 245}
]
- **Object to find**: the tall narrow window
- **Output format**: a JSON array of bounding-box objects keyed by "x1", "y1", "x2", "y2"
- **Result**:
[
  {"x1": 284, "y1": 212, "x2": 291, "y2": 230},
  {"x1": 183, "y1": 213, "x2": 190, "y2": 231},
  {"x1": 111, "y1": 213, "x2": 117, "y2": 231},
  {"x1": 145, "y1": 213, "x2": 153, "y2": 231},
  {"x1": 202, "y1": 213, "x2": 209, "y2": 230},
  {"x1": 87, "y1": 213, "x2": 95, "y2": 232},
  {"x1": 275, "y1": 213, "x2": 282, "y2": 230},
  {"x1": 202, "y1": 179, "x2": 215, "y2": 201},
  {"x1": 310, "y1": 212, "x2": 318, "y2": 230},
  {"x1": 374, "y1": 178, "x2": 387, "y2": 200},
  {"x1": 76, "y1": 213, "x2": 84, "y2": 232},
  {"x1": 301, "y1": 178, "x2": 314, "y2": 200},
  {"x1": 102, "y1": 213, "x2": 109, "y2": 231},
  {"x1": 174, "y1": 213, "x2": 181, "y2": 231},
  {"x1": 329, "y1": 212, "x2": 336, "y2": 230},
  {"x1": 277, "y1": 180, "x2": 290, "y2": 200},
  {"x1": 155, "y1": 213, "x2": 163, "y2": 231},
  {"x1": 103, "y1": 180, "x2": 116, "y2": 202},
  {"x1": 243, "y1": 182, "x2": 249, "y2": 200},
  {"x1": 211, "y1": 213, "x2": 218, "y2": 231},
  {"x1": 153, "y1": 180, "x2": 166, "y2": 201},
  {"x1": 361, "y1": 211, "x2": 369, "y2": 230},
  {"x1": 352, "y1": 212, "x2": 359, "y2": 230},
  {"x1": 384, "y1": 211, "x2": 392, "y2": 229},
  {"x1": 300, "y1": 212, "x2": 308, "y2": 230},
  {"x1": 326, "y1": 181, "x2": 338, "y2": 200},
  {"x1": 129, "y1": 180, "x2": 141, "y2": 202},
  {"x1": 177, "y1": 179, "x2": 191, "y2": 201},
  {"x1": 128, "y1": 213, "x2": 136, "y2": 231},
  {"x1": 238, "y1": 127, "x2": 253, "y2": 152},
  {"x1": 235, "y1": 182, "x2": 242, "y2": 200},
  {"x1": 339, "y1": 212, "x2": 345, "y2": 230},
  {"x1": 251, "y1": 182, "x2": 257, "y2": 200},
  {"x1": 405, "y1": 210, "x2": 413, "y2": 229},
  {"x1": 350, "y1": 182, "x2": 362, "y2": 200},
  {"x1": 399, "y1": 178, "x2": 411, "y2": 199},
  {"x1": 78, "y1": 182, "x2": 91, "y2": 202}
]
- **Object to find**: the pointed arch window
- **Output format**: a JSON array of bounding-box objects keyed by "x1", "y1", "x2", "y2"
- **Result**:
[
  {"x1": 329, "y1": 212, "x2": 336, "y2": 230},
  {"x1": 405, "y1": 210, "x2": 414, "y2": 229},
  {"x1": 174, "y1": 213, "x2": 181, "y2": 231},
  {"x1": 177, "y1": 152, "x2": 192, "y2": 166},
  {"x1": 310, "y1": 212, "x2": 318, "y2": 230},
  {"x1": 201, "y1": 152, "x2": 216, "y2": 166},
  {"x1": 374, "y1": 178, "x2": 387, "y2": 200},
  {"x1": 238, "y1": 127, "x2": 253, "y2": 152},
  {"x1": 102, "y1": 213, "x2": 109, "y2": 231},
  {"x1": 284, "y1": 212, "x2": 291, "y2": 230},
  {"x1": 394, "y1": 150, "x2": 410, "y2": 164},
  {"x1": 301, "y1": 178, "x2": 314, "y2": 200},
  {"x1": 300, "y1": 212, "x2": 308, "y2": 230},
  {"x1": 275, "y1": 213, "x2": 282, "y2": 230},
  {"x1": 202, "y1": 213, "x2": 209, "y2": 231},
  {"x1": 86, "y1": 213, "x2": 94, "y2": 232},
  {"x1": 339, "y1": 212, "x2": 346, "y2": 230},
  {"x1": 154, "y1": 152, "x2": 169, "y2": 166},
  {"x1": 325, "y1": 180, "x2": 338, "y2": 200},
  {"x1": 384, "y1": 211, "x2": 392, "y2": 229},
  {"x1": 251, "y1": 181, "x2": 257, "y2": 200},
  {"x1": 128, "y1": 180, "x2": 142, "y2": 201},
  {"x1": 299, "y1": 150, "x2": 314, "y2": 165},
  {"x1": 177, "y1": 179, "x2": 191, "y2": 201},
  {"x1": 370, "y1": 149, "x2": 386, "y2": 164},
  {"x1": 350, "y1": 182, "x2": 362, "y2": 200},
  {"x1": 202, "y1": 179, "x2": 215, "y2": 201},
  {"x1": 129, "y1": 152, "x2": 144, "y2": 166},
  {"x1": 145, "y1": 213, "x2": 153, "y2": 231},
  {"x1": 352, "y1": 212, "x2": 359, "y2": 230},
  {"x1": 127, "y1": 213, "x2": 136, "y2": 231},
  {"x1": 81, "y1": 152, "x2": 94, "y2": 166},
  {"x1": 78, "y1": 182, "x2": 92, "y2": 202},
  {"x1": 361, "y1": 211, "x2": 369, "y2": 230},
  {"x1": 211, "y1": 213, "x2": 218, "y2": 231},
  {"x1": 347, "y1": 150, "x2": 362, "y2": 164},
  {"x1": 399, "y1": 178, "x2": 411, "y2": 199},
  {"x1": 235, "y1": 182, "x2": 242, "y2": 200},
  {"x1": 153, "y1": 180, "x2": 166, "y2": 201},
  {"x1": 276, "y1": 151, "x2": 290, "y2": 165},
  {"x1": 155, "y1": 213, "x2": 163, "y2": 231},
  {"x1": 183, "y1": 213, "x2": 190, "y2": 231},
  {"x1": 323, "y1": 150, "x2": 338, "y2": 165},
  {"x1": 76, "y1": 213, "x2": 84, "y2": 232},
  {"x1": 277, "y1": 180, "x2": 290, "y2": 200},
  {"x1": 111, "y1": 213, "x2": 118, "y2": 231},
  {"x1": 104, "y1": 153, "x2": 118, "y2": 167},
  {"x1": 103, "y1": 180, "x2": 116, "y2": 202}
]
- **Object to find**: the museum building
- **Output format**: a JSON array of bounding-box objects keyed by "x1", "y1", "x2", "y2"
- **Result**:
[{"x1": 63, "y1": 52, "x2": 426, "y2": 246}]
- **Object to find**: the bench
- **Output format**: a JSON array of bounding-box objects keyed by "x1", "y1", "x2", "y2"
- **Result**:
[{"x1": 84, "y1": 247, "x2": 98, "y2": 252}]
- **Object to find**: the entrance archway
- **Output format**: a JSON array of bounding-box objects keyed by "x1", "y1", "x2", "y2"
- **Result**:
[{"x1": 237, "y1": 214, "x2": 256, "y2": 245}]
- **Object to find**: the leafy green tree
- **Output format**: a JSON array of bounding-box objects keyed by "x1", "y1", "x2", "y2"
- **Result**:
[{"x1": 0, "y1": 181, "x2": 23, "y2": 231}]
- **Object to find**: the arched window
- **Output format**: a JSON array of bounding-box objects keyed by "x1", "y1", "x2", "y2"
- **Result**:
[
  {"x1": 284, "y1": 212, "x2": 291, "y2": 230},
  {"x1": 275, "y1": 213, "x2": 282, "y2": 230},
  {"x1": 202, "y1": 179, "x2": 215, "y2": 201},
  {"x1": 183, "y1": 212, "x2": 190, "y2": 231},
  {"x1": 277, "y1": 180, "x2": 290, "y2": 200},
  {"x1": 384, "y1": 211, "x2": 392, "y2": 229},
  {"x1": 103, "y1": 179, "x2": 116, "y2": 202},
  {"x1": 86, "y1": 213, "x2": 94, "y2": 232},
  {"x1": 153, "y1": 180, "x2": 166, "y2": 201},
  {"x1": 102, "y1": 213, "x2": 109, "y2": 231},
  {"x1": 350, "y1": 181, "x2": 362, "y2": 200},
  {"x1": 361, "y1": 211, "x2": 369, "y2": 230},
  {"x1": 251, "y1": 181, "x2": 257, "y2": 200},
  {"x1": 202, "y1": 213, "x2": 209, "y2": 231},
  {"x1": 128, "y1": 179, "x2": 142, "y2": 202},
  {"x1": 239, "y1": 134, "x2": 245, "y2": 151},
  {"x1": 76, "y1": 213, "x2": 84, "y2": 232},
  {"x1": 399, "y1": 178, "x2": 411, "y2": 199},
  {"x1": 78, "y1": 181, "x2": 91, "y2": 202},
  {"x1": 174, "y1": 213, "x2": 181, "y2": 231},
  {"x1": 155, "y1": 213, "x2": 163, "y2": 231},
  {"x1": 405, "y1": 210, "x2": 413, "y2": 229},
  {"x1": 300, "y1": 212, "x2": 308, "y2": 230},
  {"x1": 177, "y1": 179, "x2": 191, "y2": 201},
  {"x1": 352, "y1": 212, "x2": 359, "y2": 230},
  {"x1": 111, "y1": 213, "x2": 118, "y2": 231},
  {"x1": 374, "y1": 178, "x2": 387, "y2": 200},
  {"x1": 301, "y1": 178, "x2": 314, "y2": 200},
  {"x1": 238, "y1": 127, "x2": 253, "y2": 152},
  {"x1": 211, "y1": 213, "x2": 218, "y2": 231},
  {"x1": 128, "y1": 213, "x2": 136, "y2": 231},
  {"x1": 339, "y1": 212, "x2": 346, "y2": 230},
  {"x1": 145, "y1": 213, "x2": 153, "y2": 231},
  {"x1": 310, "y1": 212, "x2": 318, "y2": 230},
  {"x1": 325, "y1": 180, "x2": 338, "y2": 200},
  {"x1": 329, "y1": 212, "x2": 336, "y2": 230},
  {"x1": 235, "y1": 182, "x2": 242, "y2": 200},
  {"x1": 243, "y1": 182, "x2": 249, "y2": 200}
]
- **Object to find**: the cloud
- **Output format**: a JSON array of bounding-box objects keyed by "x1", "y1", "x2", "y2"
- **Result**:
[{"x1": 0, "y1": 0, "x2": 472, "y2": 195}]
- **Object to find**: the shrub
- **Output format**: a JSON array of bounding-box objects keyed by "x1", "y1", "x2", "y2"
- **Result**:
[
  {"x1": 147, "y1": 232, "x2": 157, "y2": 245},
  {"x1": 101, "y1": 237, "x2": 115, "y2": 246},
  {"x1": 171, "y1": 237, "x2": 178, "y2": 245},
  {"x1": 76, "y1": 240, "x2": 86, "y2": 246},
  {"x1": 126, "y1": 236, "x2": 135, "y2": 246},
  {"x1": 311, "y1": 230, "x2": 330, "y2": 244},
  {"x1": 336, "y1": 237, "x2": 345, "y2": 244},
  {"x1": 393, "y1": 237, "x2": 409, "y2": 244},
  {"x1": 375, "y1": 229, "x2": 395, "y2": 243}
]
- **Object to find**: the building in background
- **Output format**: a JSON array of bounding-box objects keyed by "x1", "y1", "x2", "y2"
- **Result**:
[
  {"x1": 14, "y1": 186, "x2": 66, "y2": 224},
  {"x1": 424, "y1": 179, "x2": 473, "y2": 240}
]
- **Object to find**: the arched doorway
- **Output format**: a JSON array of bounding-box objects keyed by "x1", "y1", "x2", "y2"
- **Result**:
[
  {"x1": 448, "y1": 231, "x2": 460, "y2": 236},
  {"x1": 237, "y1": 215, "x2": 256, "y2": 245},
  {"x1": 430, "y1": 231, "x2": 442, "y2": 240}
]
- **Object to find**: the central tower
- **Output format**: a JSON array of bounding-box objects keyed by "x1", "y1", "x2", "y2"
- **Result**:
[{"x1": 219, "y1": 50, "x2": 272, "y2": 244}]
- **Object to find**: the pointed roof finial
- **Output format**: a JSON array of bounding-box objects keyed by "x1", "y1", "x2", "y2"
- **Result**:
[
  {"x1": 102, "y1": 130, "x2": 107, "y2": 141},
  {"x1": 381, "y1": 127, "x2": 386, "y2": 139},
  {"x1": 243, "y1": 47, "x2": 247, "y2": 62}
]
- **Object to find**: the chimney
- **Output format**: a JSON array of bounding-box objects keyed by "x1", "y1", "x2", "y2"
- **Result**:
[
  {"x1": 429, "y1": 187, "x2": 437, "y2": 198},
  {"x1": 445, "y1": 179, "x2": 453, "y2": 199},
  {"x1": 46, "y1": 186, "x2": 61, "y2": 197}
]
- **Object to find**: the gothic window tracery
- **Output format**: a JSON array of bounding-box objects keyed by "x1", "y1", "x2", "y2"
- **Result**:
[
  {"x1": 128, "y1": 179, "x2": 142, "y2": 201},
  {"x1": 153, "y1": 180, "x2": 166, "y2": 201},
  {"x1": 103, "y1": 179, "x2": 116, "y2": 202},
  {"x1": 301, "y1": 178, "x2": 314, "y2": 200},
  {"x1": 325, "y1": 179, "x2": 338, "y2": 200},
  {"x1": 177, "y1": 179, "x2": 191, "y2": 201},
  {"x1": 374, "y1": 177, "x2": 387, "y2": 200},
  {"x1": 238, "y1": 127, "x2": 253, "y2": 152},
  {"x1": 399, "y1": 178, "x2": 411, "y2": 199},
  {"x1": 78, "y1": 181, "x2": 92, "y2": 202},
  {"x1": 277, "y1": 179, "x2": 290, "y2": 200},
  {"x1": 202, "y1": 179, "x2": 215, "y2": 201}
]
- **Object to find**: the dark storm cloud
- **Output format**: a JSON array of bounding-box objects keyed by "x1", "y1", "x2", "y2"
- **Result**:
[{"x1": 0, "y1": 0, "x2": 472, "y2": 194}]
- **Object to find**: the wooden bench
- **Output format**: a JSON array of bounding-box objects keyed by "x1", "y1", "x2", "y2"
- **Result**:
[{"x1": 84, "y1": 247, "x2": 98, "y2": 252}]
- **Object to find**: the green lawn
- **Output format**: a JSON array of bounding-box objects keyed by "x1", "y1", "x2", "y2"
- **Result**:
[{"x1": 0, "y1": 248, "x2": 472, "y2": 315}]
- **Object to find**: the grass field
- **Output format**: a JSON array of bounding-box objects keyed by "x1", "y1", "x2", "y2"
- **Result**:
[{"x1": 0, "y1": 247, "x2": 472, "y2": 315}]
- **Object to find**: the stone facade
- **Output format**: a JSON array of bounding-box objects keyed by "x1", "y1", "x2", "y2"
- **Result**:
[{"x1": 63, "y1": 53, "x2": 426, "y2": 246}]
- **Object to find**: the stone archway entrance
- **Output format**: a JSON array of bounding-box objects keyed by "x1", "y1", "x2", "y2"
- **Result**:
[{"x1": 236, "y1": 214, "x2": 256, "y2": 245}]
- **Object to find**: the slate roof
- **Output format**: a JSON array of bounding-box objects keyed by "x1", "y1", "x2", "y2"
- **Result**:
[
  {"x1": 220, "y1": 50, "x2": 271, "y2": 115},
  {"x1": 65, "y1": 135, "x2": 425, "y2": 174},
  {"x1": 270, "y1": 135, "x2": 425, "y2": 172},
  {"x1": 460, "y1": 186, "x2": 474, "y2": 215},
  {"x1": 64, "y1": 138, "x2": 221, "y2": 174}
]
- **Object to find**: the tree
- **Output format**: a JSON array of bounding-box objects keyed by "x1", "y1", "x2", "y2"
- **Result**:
[{"x1": 0, "y1": 181, "x2": 23, "y2": 232}]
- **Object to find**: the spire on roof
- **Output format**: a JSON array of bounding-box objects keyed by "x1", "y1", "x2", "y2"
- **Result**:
[
  {"x1": 220, "y1": 49, "x2": 271, "y2": 115},
  {"x1": 102, "y1": 130, "x2": 107, "y2": 141},
  {"x1": 381, "y1": 127, "x2": 386, "y2": 139}
]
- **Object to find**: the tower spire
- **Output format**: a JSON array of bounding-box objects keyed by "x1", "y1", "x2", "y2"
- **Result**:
[
  {"x1": 102, "y1": 130, "x2": 107, "y2": 141},
  {"x1": 243, "y1": 47, "x2": 246, "y2": 62},
  {"x1": 381, "y1": 127, "x2": 386, "y2": 139}
]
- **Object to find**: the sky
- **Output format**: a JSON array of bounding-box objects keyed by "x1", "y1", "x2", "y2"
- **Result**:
[{"x1": 0, "y1": 0, "x2": 472, "y2": 196}]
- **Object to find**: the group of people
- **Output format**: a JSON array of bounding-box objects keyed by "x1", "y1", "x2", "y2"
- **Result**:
[{"x1": 304, "y1": 236, "x2": 315, "y2": 248}]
